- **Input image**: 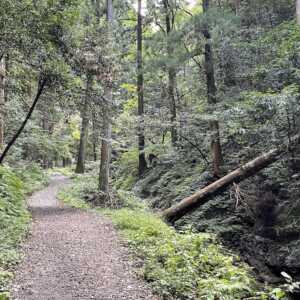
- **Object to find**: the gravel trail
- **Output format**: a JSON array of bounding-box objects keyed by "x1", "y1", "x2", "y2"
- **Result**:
[{"x1": 11, "y1": 174, "x2": 157, "y2": 300}]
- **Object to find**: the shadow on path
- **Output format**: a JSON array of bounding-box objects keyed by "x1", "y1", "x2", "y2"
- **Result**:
[{"x1": 11, "y1": 174, "x2": 157, "y2": 300}]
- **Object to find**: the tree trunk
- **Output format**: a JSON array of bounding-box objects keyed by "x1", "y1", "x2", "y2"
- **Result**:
[
  {"x1": 92, "y1": 110, "x2": 98, "y2": 162},
  {"x1": 233, "y1": 0, "x2": 240, "y2": 14},
  {"x1": 99, "y1": 87, "x2": 112, "y2": 194},
  {"x1": 163, "y1": 0, "x2": 177, "y2": 146},
  {"x1": 162, "y1": 135, "x2": 300, "y2": 223},
  {"x1": 297, "y1": 0, "x2": 300, "y2": 25},
  {"x1": 99, "y1": 0, "x2": 113, "y2": 195},
  {"x1": 0, "y1": 56, "x2": 5, "y2": 149},
  {"x1": 202, "y1": 0, "x2": 223, "y2": 177},
  {"x1": 94, "y1": 0, "x2": 101, "y2": 22},
  {"x1": 75, "y1": 73, "x2": 92, "y2": 174},
  {"x1": 137, "y1": 0, "x2": 147, "y2": 176},
  {"x1": 4, "y1": 55, "x2": 9, "y2": 103},
  {"x1": 0, "y1": 77, "x2": 47, "y2": 164}
]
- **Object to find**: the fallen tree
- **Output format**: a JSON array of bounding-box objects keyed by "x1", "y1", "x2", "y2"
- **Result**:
[{"x1": 162, "y1": 134, "x2": 300, "y2": 223}]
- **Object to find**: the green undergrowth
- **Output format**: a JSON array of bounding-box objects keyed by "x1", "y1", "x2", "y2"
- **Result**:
[
  {"x1": 58, "y1": 173, "x2": 96, "y2": 208},
  {"x1": 48, "y1": 166, "x2": 74, "y2": 177},
  {"x1": 0, "y1": 164, "x2": 48, "y2": 298},
  {"x1": 58, "y1": 174, "x2": 287, "y2": 300}
]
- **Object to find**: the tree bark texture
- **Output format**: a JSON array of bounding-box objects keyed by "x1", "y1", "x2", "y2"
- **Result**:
[
  {"x1": 163, "y1": 0, "x2": 177, "y2": 145},
  {"x1": 99, "y1": 88, "x2": 112, "y2": 194},
  {"x1": 0, "y1": 56, "x2": 5, "y2": 149},
  {"x1": 99, "y1": 0, "x2": 113, "y2": 194},
  {"x1": 75, "y1": 73, "x2": 92, "y2": 174},
  {"x1": 202, "y1": 0, "x2": 223, "y2": 177},
  {"x1": 92, "y1": 110, "x2": 98, "y2": 162}
]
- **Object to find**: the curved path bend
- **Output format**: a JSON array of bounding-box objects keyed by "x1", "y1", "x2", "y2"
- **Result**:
[{"x1": 11, "y1": 174, "x2": 157, "y2": 300}]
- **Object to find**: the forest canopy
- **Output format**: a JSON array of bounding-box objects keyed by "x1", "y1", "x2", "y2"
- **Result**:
[{"x1": 1, "y1": 0, "x2": 300, "y2": 299}]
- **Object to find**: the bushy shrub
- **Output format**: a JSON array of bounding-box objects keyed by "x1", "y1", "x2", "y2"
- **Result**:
[
  {"x1": 14, "y1": 163, "x2": 49, "y2": 194},
  {"x1": 57, "y1": 174, "x2": 96, "y2": 209},
  {"x1": 0, "y1": 166, "x2": 29, "y2": 291},
  {"x1": 113, "y1": 148, "x2": 139, "y2": 190},
  {"x1": 0, "y1": 165, "x2": 47, "y2": 295},
  {"x1": 110, "y1": 209, "x2": 264, "y2": 299}
]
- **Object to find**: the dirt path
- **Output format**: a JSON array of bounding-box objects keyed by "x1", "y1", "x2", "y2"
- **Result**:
[{"x1": 11, "y1": 175, "x2": 157, "y2": 300}]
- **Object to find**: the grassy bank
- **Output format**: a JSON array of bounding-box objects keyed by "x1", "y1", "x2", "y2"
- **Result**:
[
  {"x1": 0, "y1": 164, "x2": 48, "y2": 299},
  {"x1": 58, "y1": 174, "x2": 288, "y2": 300}
]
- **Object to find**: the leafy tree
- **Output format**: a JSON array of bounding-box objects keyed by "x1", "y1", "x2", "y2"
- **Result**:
[
  {"x1": 137, "y1": 0, "x2": 148, "y2": 176},
  {"x1": 99, "y1": 0, "x2": 114, "y2": 198}
]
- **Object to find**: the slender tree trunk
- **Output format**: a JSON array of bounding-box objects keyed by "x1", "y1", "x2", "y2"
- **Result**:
[
  {"x1": 0, "y1": 77, "x2": 47, "y2": 164},
  {"x1": 233, "y1": 0, "x2": 240, "y2": 14},
  {"x1": 0, "y1": 56, "x2": 6, "y2": 149},
  {"x1": 137, "y1": 0, "x2": 147, "y2": 176},
  {"x1": 4, "y1": 55, "x2": 9, "y2": 103},
  {"x1": 92, "y1": 110, "x2": 98, "y2": 162},
  {"x1": 99, "y1": 0, "x2": 113, "y2": 195},
  {"x1": 95, "y1": 0, "x2": 101, "y2": 22},
  {"x1": 75, "y1": 73, "x2": 92, "y2": 174},
  {"x1": 162, "y1": 134, "x2": 300, "y2": 223},
  {"x1": 41, "y1": 114, "x2": 49, "y2": 168},
  {"x1": 202, "y1": 0, "x2": 223, "y2": 177},
  {"x1": 168, "y1": 68, "x2": 177, "y2": 145},
  {"x1": 93, "y1": 140, "x2": 97, "y2": 161},
  {"x1": 297, "y1": 0, "x2": 300, "y2": 25},
  {"x1": 99, "y1": 88, "x2": 112, "y2": 194},
  {"x1": 163, "y1": 0, "x2": 177, "y2": 145}
]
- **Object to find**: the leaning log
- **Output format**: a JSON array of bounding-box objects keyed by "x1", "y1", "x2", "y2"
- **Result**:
[
  {"x1": 0, "y1": 77, "x2": 47, "y2": 164},
  {"x1": 162, "y1": 135, "x2": 300, "y2": 223}
]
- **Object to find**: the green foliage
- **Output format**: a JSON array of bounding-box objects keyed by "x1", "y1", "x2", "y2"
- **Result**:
[
  {"x1": 276, "y1": 272, "x2": 300, "y2": 297},
  {"x1": 114, "y1": 148, "x2": 139, "y2": 190},
  {"x1": 0, "y1": 292, "x2": 10, "y2": 300},
  {"x1": 15, "y1": 164, "x2": 49, "y2": 194},
  {"x1": 2, "y1": 0, "x2": 300, "y2": 298},
  {"x1": 260, "y1": 21, "x2": 300, "y2": 61},
  {"x1": 110, "y1": 209, "x2": 265, "y2": 300},
  {"x1": 116, "y1": 190, "x2": 147, "y2": 211},
  {"x1": 57, "y1": 174, "x2": 96, "y2": 209},
  {"x1": 59, "y1": 176, "x2": 282, "y2": 300},
  {"x1": 58, "y1": 187, "x2": 90, "y2": 209},
  {"x1": 48, "y1": 167, "x2": 74, "y2": 177},
  {"x1": 0, "y1": 165, "x2": 47, "y2": 295}
]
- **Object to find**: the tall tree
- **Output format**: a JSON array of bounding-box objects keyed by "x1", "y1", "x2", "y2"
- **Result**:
[
  {"x1": 202, "y1": 0, "x2": 223, "y2": 177},
  {"x1": 233, "y1": 0, "x2": 240, "y2": 14},
  {"x1": 0, "y1": 56, "x2": 5, "y2": 149},
  {"x1": 75, "y1": 73, "x2": 92, "y2": 174},
  {"x1": 137, "y1": 0, "x2": 147, "y2": 176},
  {"x1": 99, "y1": 0, "x2": 113, "y2": 196},
  {"x1": 297, "y1": 0, "x2": 300, "y2": 25},
  {"x1": 92, "y1": 110, "x2": 98, "y2": 162},
  {"x1": 163, "y1": 0, "x2": 178, "y2": 146}
]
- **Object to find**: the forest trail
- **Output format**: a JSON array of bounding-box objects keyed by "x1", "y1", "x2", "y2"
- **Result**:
[{"x1": 11, "y1": 175, "x2": 156, "y2": 300}]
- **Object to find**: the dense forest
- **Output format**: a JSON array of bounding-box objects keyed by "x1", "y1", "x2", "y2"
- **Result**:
[{"x1": 1, "y1": 0, "x2": 300, "y2": 299}]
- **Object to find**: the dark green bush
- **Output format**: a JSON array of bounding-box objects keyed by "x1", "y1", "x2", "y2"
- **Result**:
[{"x1": 0, "y1": 165, "x2": 47, "y2": 296}]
